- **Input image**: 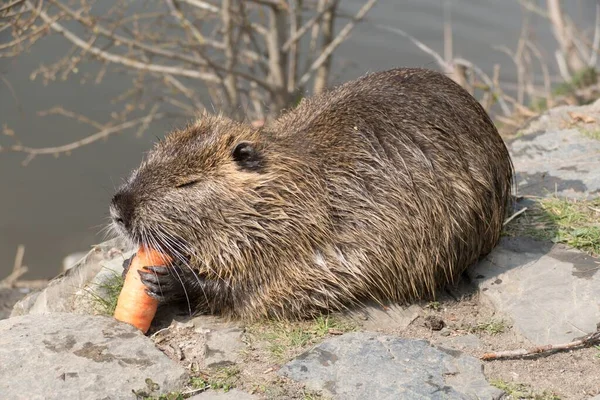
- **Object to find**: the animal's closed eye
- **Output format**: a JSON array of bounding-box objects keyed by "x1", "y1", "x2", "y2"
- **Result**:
[{"x1": 175, "y1": 179, "x2": 200, "y2": 188}]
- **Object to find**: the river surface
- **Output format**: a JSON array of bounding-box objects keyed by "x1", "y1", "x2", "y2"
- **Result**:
[{"x1": 0, "y1": 0, "x2": 597, "y2": 279}]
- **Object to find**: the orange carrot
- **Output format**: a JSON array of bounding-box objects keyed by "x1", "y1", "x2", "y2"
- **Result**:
[{"x1": 114, "y1": 246, "x2": 172, "y2": 333}]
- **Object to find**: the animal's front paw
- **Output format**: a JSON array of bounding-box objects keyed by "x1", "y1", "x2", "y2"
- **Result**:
[{"x1": 137, "y1": 262, "x2": 201, "y2": 304}]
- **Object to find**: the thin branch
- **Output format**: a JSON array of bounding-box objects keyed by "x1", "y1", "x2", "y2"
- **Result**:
[
  {"x1": 453, "y1": 58, "x2": 511, "y2": 116},
  {"x1": 0, "y1": 245, "x2": 27, "y2": 288},
  {"x1": 0, "y1": 0, "x2": 26, "y2": 13},
  {"x1": 589, "y1": 2, "x2": 600, "y2": 67},
  {"x1": 312, "y1": 0, "x2": 337, "y2": 94},
  {"x1": 28, "y1": 4, "x2": 221, "y2": 83},
  {"x1": 3, "y1": 112, "x2": 165, "y2": 165},
  {"x1": 221, "y1": 0, "x2": 239, "y2": 114},
  {"x1": 298, "y1": 0, "x2": 378, "y2": 88},
  {"x1": 547, "y1": 0, "x2": 586, "y2": 73},
  {"x1": 525, "y1": 40, "x2": 553, "y2": 109},
  {"x1": 443, "y1": 0, "x2": 452, "y2": 63},
  {"x1": 0, "y1": 74, "x2": 23, "y2": 115},
  {"x1": 247, "y1": 0, "x2": 287, "y2": 8},
  {"x1": 179, "y1": 0, "x2": 219, "y2": 13},
  {"x1": 286, "y1": 0, "x2": 301, "y2": 93},
  {"x1": 37, "y1": 106, "x2": 105, "y2": 130},
  {"x1": 265, "y1": 2, "x2": 289, "y2": 114},
  {"x1": 165, "y1": 0, "x2": 206, "y2": 45},
  {"x1": 0, "y1": 9, "x2": 65, "y2": 51},
  {"x1": 163, "y1": 75, "x2": 205, "y2": 111},
  {"x1": 373, "y1": 24, "x2": 450, "y2": 73},
  {"x1": 303, "y1": 0, "x2": 327, "y2": 87},
  {"x1": 281, "y1": 0, "x2": 335, "y2": 51},
  {"x1": 481, "y1": 329, "x2": 600, "y2": 361},
  {"x1": 503, "y1": 207, "x2": 528, "y2": 226}
]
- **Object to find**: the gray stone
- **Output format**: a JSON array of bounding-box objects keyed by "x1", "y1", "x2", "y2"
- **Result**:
[
  {"x1": 343, "y1": 302, "x2": 421, "y2": 331},
  {"x1": 188, "y1": 389, "x2": 259, "y2": 399},
  {"x1": 203, "y1": 326, "x2": 245, "y2": 368},
  {"x1": 10, "y1": 237, "x2": 133, "y2": 317},
  {"x1": 468, "y1": 236, "x2": 600, "y2": 345},
  {"x1": 508, "y1": 100, "x2": 600, "y2": 199},
  {"x1": 279, "y1": 331, "x2": 503, "y2": 400},
  {"x1": 0, "y1": 312, "x2": 187, "y2": 400},
  {"x1": 186, "y1": 315, "x2": 246, "y2": 368},
  {"x1": 62, "y1": 251, "x2": 90, "y2": 272}
]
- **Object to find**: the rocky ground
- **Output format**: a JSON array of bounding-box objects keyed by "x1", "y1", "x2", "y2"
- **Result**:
[{"x1": 2, "y1": 100, "x2": 600, "y2": 400}]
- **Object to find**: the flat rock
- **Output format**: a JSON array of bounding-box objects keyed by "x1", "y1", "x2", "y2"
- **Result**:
[
  {"x1": 279, "y1": 331, "x2": 503, "y2": 400},
  {"x1": 10, "y1": 237, "x2": 133, "y2": 318},
  {"x1": 203, "y1": 326, "x2": 245, "y2": 368},
  {"x1": 468, "y1": 236, "x2": 600, "y2": 345},
  {"x1": 0, "y1": 313, "x2": 187, "y2": 400},
  {"x1": 342, "y1": 302, "x2": 421, "y2": 332},
  {"x1": 508, "y1": 100, "x2": 600, "y2": 199},
  {"x1": 188, "y1": 389, "x2": 259, "y2": 399}
]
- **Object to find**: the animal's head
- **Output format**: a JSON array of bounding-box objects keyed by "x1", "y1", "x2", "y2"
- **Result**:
[{"x1": 109, "y1": 114, "x2": 327, "y2": 278}]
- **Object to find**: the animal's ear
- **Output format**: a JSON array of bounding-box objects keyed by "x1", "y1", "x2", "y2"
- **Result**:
[{"x1": 232, "y1": 142, "x2": 264, "y2": 172}]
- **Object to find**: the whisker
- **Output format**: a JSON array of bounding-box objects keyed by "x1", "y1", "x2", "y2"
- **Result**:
[
  {"x1": 144, "y1": 226, "x2": 191, "y2": 312},
  {"x1": 148, "y1": 226, "x2": 194, "y2": 316}
]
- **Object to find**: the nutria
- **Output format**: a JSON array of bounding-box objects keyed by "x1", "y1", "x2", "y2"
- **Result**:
[{"x1": 110, "y1": 67, "x2": 514, "y2": 320}]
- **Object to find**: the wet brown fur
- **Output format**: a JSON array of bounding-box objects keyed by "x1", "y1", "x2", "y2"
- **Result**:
[{"x1": 112, "y1": 67, "x2": 514, "y2": 321}]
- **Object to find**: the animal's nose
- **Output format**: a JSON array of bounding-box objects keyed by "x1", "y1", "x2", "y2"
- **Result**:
[{"x1": 110, "y1": 190, "x2": 135, "y2": 231}]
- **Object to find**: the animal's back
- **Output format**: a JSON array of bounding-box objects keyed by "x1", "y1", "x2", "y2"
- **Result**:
[{"x1": 271, "y1": 67, "x2": 513, "y2": 304}]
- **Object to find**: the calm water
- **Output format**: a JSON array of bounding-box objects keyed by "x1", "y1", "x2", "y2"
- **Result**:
[{"x1": 0, "y1": 0, "x2": 596, "y2": 279}]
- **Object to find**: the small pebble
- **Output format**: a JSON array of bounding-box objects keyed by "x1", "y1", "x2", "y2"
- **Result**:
[{"x1": 424, "y1": 315, "x2": 445, "y2": 331}]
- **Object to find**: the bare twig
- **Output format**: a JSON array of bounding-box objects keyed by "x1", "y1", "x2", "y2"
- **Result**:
[
  {"x1": 0, "y1": 245, "x2": 27, "y2": 288},
  {"x1": 453, "y1": 58, "x2": 511, "y2": 116},
  {"x1": 265, "y1": 2, "x2": 289, "y2": 114},
  {"x1": 373, "y1": 24, "x2": 450, "y2": 73},
  {"x1": 30, "y1": 4, "x2": 221, "y2": 83},
  {"x1": 179, "y1": 0, "x2": 219, "y2": 13},
  {"x1": 298, "y1": 0, "x2": 378, "y2": 87},
  {"x1": 589, "y1": 2, "x2": 600, "y2": 67},
  {"x1": 4, "y1": 112, "x2": 165, "y2": 165},
  {"x1": 37, "y1": 106, "x2": 105, "y2": 130},
  {"x1": 281, "y1": 0, "x2": 335, "y2": 51},
  {"x1": 221, "y1": 0, "x2": 239, "y2": 114},
  {"x1": 525, "y1": 40, "x2": 553, "y2": 109},
  {"x1": 481, "y1": 329, "x2": 600, "y2": 361},
  {"x1": 503, "y1": 207, "x2": 528, "y2": 226},
  {"x1": 313, "y1": 0, "x2": 337, "y2": 94},
  {"x1": 1, "y1": 0, "x2": 377, "y2": 148},
  {"x1": 286, "y1": 0, "x2": 301, "y2": 93},
  {"x1": 0, "y1": 0, "x2": 26, "y2": 14},
  {"x1": 547, "y1": 0, "x2": 586, "y2": 74},
  {"x1": 443, "y1": 0, "x2": 452, "y2": 63}
]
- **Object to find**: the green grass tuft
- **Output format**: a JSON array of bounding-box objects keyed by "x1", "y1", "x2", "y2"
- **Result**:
[
  {"x1": 490, "y1": 379, "x2": 561, "y2": 400},
  {"x1": 85, "y1": 268, "x2": 125, "y2": 316},
  {"x1": 503, "y1": 197, "x2": 600, "y2": 255},
  {"x1": 251, "y1": 315, "x2": 356, "y2": 360},
  {"x1": 469, "y1": 319, "x2": 508, "y2": 335}
]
